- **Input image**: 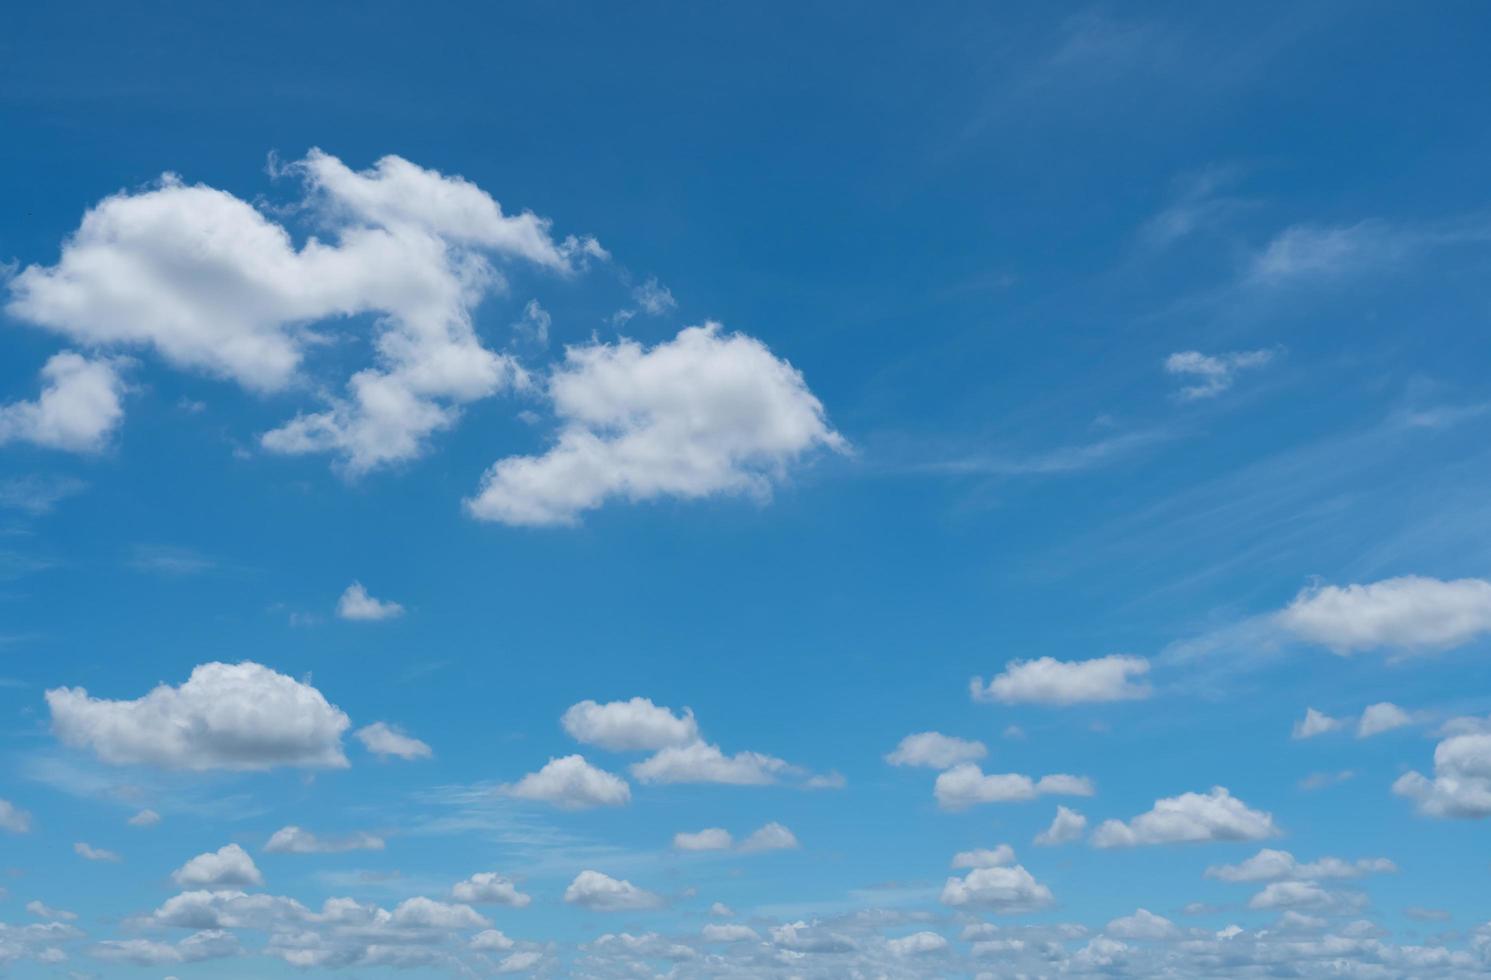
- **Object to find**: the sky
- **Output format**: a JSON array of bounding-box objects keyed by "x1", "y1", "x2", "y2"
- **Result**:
[{"x1": 3, "y1": 1, "x2": 1491, "y2": 977}]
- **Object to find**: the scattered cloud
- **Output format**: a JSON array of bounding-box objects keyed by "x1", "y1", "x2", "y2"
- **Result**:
[
  {"x1": 1277, "y1": 576, "x2": 1491, "y2": 654},
  {"x1": 940, "y1": 864, "x2": 1054, "y2": 911},
  {"x1": 739, "y1": 822, "x2": 799, "y2": 853},
  {"x1": 74, "y1": 841, "x2": 121, "y2": 862},
  {"x1": 1035, "y1": 805, "x2": 1088, "y2": 846},
  {"x1": 1292, "y1": 707, "x2": 1344, "y2": 739},
  {"x1": 885, "y1": 731, "x2": 987, "y2": 769},
  {"x1": 337, "y1": 583, "x2": 405, "y2": 621},
  {"x1": 1205, "y1": 849, "x2": 1395, "y2": 883},
  {"x1": 355, "y1": 722, "x2": 432, "y2": 760},
  {"x1": 172, "y1": 844, "x2": 263, "y2": 887},
  {"x1": 673, "y1": 828, "x2": 732, "y2": 852},
  {"x1": 451, "y1": 872, "x2": 531, "y2": 908},
  {"x1": 563, "y1": 870, "x2": 662, "y2": 911},
  {"x1": 504, "y1": 755, "x2": 631, "y2": 809},
  {"x1": 264, "y1": 826, "x2": 386, "y2": 854},
  {"x1": 1092, "y1": 787, "x2": 1279, "y2": 847},
  {"x1": 0, "y1": 799, "x2": 32, "y2": 833},
  {"x1": 0, "y1": 352, "x2": 127, "y2": 452},
  {"x1": 561, "y1": 698, "x2": 698, "y2": 752},
  {"x1": 1164, "y1": 349, "x2": 1275, "y2": 400},
  {"x1": 1395, "y1": 733, "x2": 1491, "y2": 818},
  {"x1": 935, "y1": 765, "x2": 1094, "y2": 810},
  {"x1": 972, "y1": 655, "x2": 1151, "y2": 705}
]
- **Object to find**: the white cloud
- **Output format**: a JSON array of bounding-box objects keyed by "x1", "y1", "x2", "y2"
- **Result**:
[
  {"x1": 561, "y1": 697, "x2": 698, "y2": 751},
  {"x1": 1035, "y1": 805, "x2": 1088, "y2": 846},
  {"x1": 1277, "y1": 576, "x2": 1491, "y2": 654},
  {"x1": 451, "y1": 873, "x2": 531, "y2": 908},
  {"x1": 739, "y1": 822, "x2": 799, "y2": 853},
  {"x1": 1205, "y1": 849, "x2": 1396, "y2": 883},
  {"x1": 264, "y1": 826, "x2": 385, "y2": 854},
  {"x1": 1248, "y1": 221, "x2": 1398, "y2": 285},
  {"x1": 885, "y1": 731, "x2": 987, "y2": 769},
  {"x1": 1248, "y1": 881, "x2": 1347, "y2": 911},
  {"x1": 1292, "y1": 707, "x2": 1344, "y2": 739},
  {"x1": 951, "y1": 845, "x2": 1016, "y2": 869},
  {"x1": 1091, "y1": 787, "x2": 1280, "y2": 847},
  {"x1": 632, "y1": 277, "x2": 677, "y2": 316},
  {"x1": 505, "y1": 755, "x2": 631, "y2": 809},
  {"x1": 336, "y1": 583, "x2": 404, "y2": 622},
  {"x1": 469, "y1": 929, "x2": 514, "y2": 951},
  {"x1": 1358, "y1": 702, "x2": 1413, "y2": 738},
  {"x1": 0, "y1": 352, "x2": 126, "y2": 452},
  {"x1": 886, "y1": 931, "x2": 948, "y2": 956},
  {"x1": 940, "y1": 864, "x2": 1054, "y2": 911},
  {"x1": 354, "y1": 722, "x2": 431, "y2": 760},
  {"x1": 934, "y1": 765, "x2": 1094, "y2": 810},
  {"x1": 1106, "y1": 909, "x2": 1180, "y2": 941},
  {"x1": 701, "y1": 923, "x2": 758, "y2": 943},
  {"x1": 971, "y1": 655, "x2": 1151, "y2": 705},
  {"x1": 0, "y1": 799, "x2": 32, "y2": 833},
  {"x1": 172, "y1": 844, "x2": 263, "y2": 887},
  {"x1": 25, "y1": 900, "x2": 77, "y2": 921},
  {"x1": 128, "y1": 809, "x2": 161, "y2": 828},
  {"x1": 46, "y1": 661, "x2": 349, "y2": 771},
  {"x1": 563, "y1": 870, "x2": 662, "y2": 911},
  {"x1": 465, "y1": 323, "x2": 845, "y2": 525},
  {"x1": 1164, "y1": 349, "x2": 1274, "y2": 400},
  {"x1": 7, "y1": 151, "x2": 594, "y2": 471},
  {"x1": 630, "y1": 741, "x2": 793, "y2": 786},
  {"x1": 46, "y1": 661, "x2": 350, "y2": 771},
  {"x1": 1394, "y1": 733, "x2": 1491, "y2": 818},
  {"x1": 673, "y1": 828, "x2": 732, "y2": 852},
  {"x1": 74, "y1": 841, "x2": 121, "y2": 862}
]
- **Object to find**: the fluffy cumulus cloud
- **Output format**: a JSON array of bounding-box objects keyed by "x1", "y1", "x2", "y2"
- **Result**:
[
  {"x1": 941, "y1": 864, "x2": 1054, "y2": 911},
  {"x1": 885, "y1": 731, "x2": 987, "y2": 769},
  {"x1": 971, "y1": 655, "x2": 1151, "y2": 705},
  {"x1": 7, "y1": 151, "x2": 598, "y2": 472},
  {"x1": 450, "y1": 873, "x2": 531, "y2": 908},
  {"x1": 1164, "y1": 349, "x2": 1274, "y2": 400},
  {"x1": 45, "y1": 661, "x2": 351, "y2": 770},
  {"x1": 336, "y1": 583, "x2": 404, "y2": 622},
  {"x1": 1205, "y1": 849, "x2": 1396, "y2": 883},
  {"x1": 1277, "y1": 576, "x2": 1491, "y2": 654},
  {"x1": 1035, "y1": 805, "x2": 1088, "y2": 846},
  {"x1": 560, "y1": 697, "x2": 698, "y2": 751},
  {"x1": 1091, "y1": 787, "x2": 1280, "y2": 847},
  {"x1": 465, "y1": 323, "x2": 846, "y2": 525},
  {"x1": 1394, "y1": 733, "x2": 1491, "y2": 818},
  {"x1": 504, "y1": 755, "x2": 631, "y2": 809},
  {"x1": 354, "y1": 722, "x2": 432, "y2": 760},
  {"x1": 172, "y1": 844, "x2": 263, "y2": 888},
  {"x1": 934, "y1": 765, "x2": 1094, "y2": 810},
  {"x1": 563, "y1": 871, "x2": 662, "y2": 911},
  {"x1": 0, "y1": 352, "x2": 127, "y2": 452},
  {"x1": 264, "y1": 826, "x2": 385, "y2": 855}
]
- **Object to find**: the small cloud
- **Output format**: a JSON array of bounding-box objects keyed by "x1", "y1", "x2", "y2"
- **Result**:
[
  {"x1": 74, "y1": 841, "x2": 121, "y2": 862},
  {"x1": 355, "y1": 722, "x2": 432, "y2": 760},
  {"x1": 1164, "y1": 349, "x2": 1275, "y2": 400},
  {"x1": 127, "y1": 809, "x2": 161, "y2": 828},
  {"x1": 128, "y1": 545, "x2": 215, "y2": 576},
  {"x1": 336, "y1": 582, "x2": 405, "y2": 621}
]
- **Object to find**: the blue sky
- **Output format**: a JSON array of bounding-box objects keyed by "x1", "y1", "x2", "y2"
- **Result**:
[{"x1": 3, "y1": 1, "x2": 1491, "y2": 976}]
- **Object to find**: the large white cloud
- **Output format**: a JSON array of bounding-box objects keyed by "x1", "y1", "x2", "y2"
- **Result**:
[
  {"x1": 1091, "y1": 787, "x2": 1279, "y2": 847},
  {"x1": 885, "y1": 731, "x2": 987, "y2": 769},
  {"x1": 504, "y1": 755, "x2": 631, "y2": 809},
  {"x1": 562, "y1": 871, "x2": 662, "y2": 911},
  {"x1": 7, "y1": 151, "x2": 594, "y2": 472},
  {"x1": 465, "y1": 323, "x2": 846, "y2": 525},
  {"x1": 45, "y1": 661, "x2": 350, "y2": 770},
  {"x1": 0, "y1": 352, "x2": 127, "y2": 453},
  {"x1": 1277, "y1": 576, "x2": 1491, "y2": 654},
  {"x1": 971, "y1": 655, "x2": 1151, "y2": 705},
  {"x1": 560, "y1": 697, "x2": 698, "y2": 751},
  {"x1": 934, "y1": 765, "x2": 1094, "y2": 810},
  {"x1": 1394, "y1": 733, "x2": 1491, "y2": 818},
  {"x1": 172, "y1": 844, "x2": 263, "y2": 888}
]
